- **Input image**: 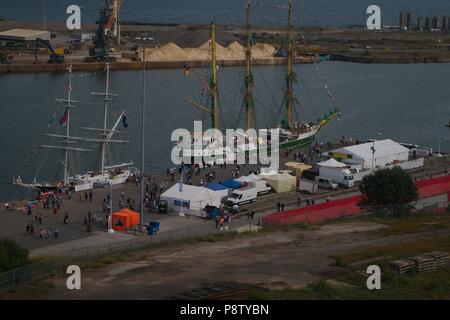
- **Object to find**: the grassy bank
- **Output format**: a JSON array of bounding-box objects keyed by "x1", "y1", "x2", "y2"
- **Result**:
[
  {"x1": 249, "y1": 234, "x2": 450, "y2": 300},
  {"x1": 248, "y1": 266, "x2": 450, "y2": 300}
]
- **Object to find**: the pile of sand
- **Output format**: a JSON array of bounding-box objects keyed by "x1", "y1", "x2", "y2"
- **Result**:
[
  {"x1": 226, "y1": 41, "x2": 246, "y2": 59},
  {"x1": 252, "y1": 43, "x2": 276, "y2": 59},
  {"x1": 143, "y1": 42, "x2": 188, "y2": 61},
  {"x1": 141, "y1": 41, "x2": 276, "y2": 62}
]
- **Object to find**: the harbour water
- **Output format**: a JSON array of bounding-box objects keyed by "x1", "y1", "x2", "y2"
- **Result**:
[
  {"x1": 1, "y1": 0, "x2": 450, "y2": 27},
  {"x1": 0, "y1": 61, "x2": 449, "y2": 201}
]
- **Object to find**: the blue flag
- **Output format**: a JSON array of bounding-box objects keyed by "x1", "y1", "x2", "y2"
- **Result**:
[{"x1": 122, "y1": 113, "x2": 129, "y2": 128}]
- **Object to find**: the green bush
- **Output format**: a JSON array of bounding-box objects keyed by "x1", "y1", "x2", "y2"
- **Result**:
[
  {"x1": 359, "y1": 167, "x2": 419, "y2": 216},
  {"x1": 0, "y1": 238, "x2": 29, "y2": 272}
]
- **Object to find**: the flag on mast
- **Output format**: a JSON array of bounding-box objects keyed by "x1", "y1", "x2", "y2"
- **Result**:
[
  {"x1": 122, "y1": 112, "x2": 129, "y2": 128},
  {"x1": 59, "y1": 110, "x2": 68, "y2": 125}
]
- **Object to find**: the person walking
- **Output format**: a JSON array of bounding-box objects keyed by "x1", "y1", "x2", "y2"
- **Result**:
[
  {"x1": 38, "y1": 213, "x2": 43, "y2": 225},
  {"x1": 281, "y1": 203, "x2": 285, "y2": 212},
  {"x1": 250, "y1": 211, "x2": 255, "y2": 220},
  {"x1": 89, "y1": 190, "x2": 93, "y2": 202},
  {"x1": 63, "y1": 212, "x2": 69, "y2": 224},
  {"x1": 277, "y1": 202, "x2": 281, "y2": 212},
  {"x1": 215, "y1": 216, "x2": 220, "y2": 230},
  {"x1": 84, "y1": 191, "x2": 88, "y2": 201},
  {"x1": 54, "y1": 228, "x2": 59, "y2": 239}
]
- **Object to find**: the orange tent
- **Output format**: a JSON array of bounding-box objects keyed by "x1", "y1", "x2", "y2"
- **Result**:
[{"x1": 112, "y1": 208, "x2": 140, "y2": 231}]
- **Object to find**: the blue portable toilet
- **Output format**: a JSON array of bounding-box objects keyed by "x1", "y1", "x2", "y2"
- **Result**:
[{"x1": 149, "y1": 221, "x2": 160, "y2": 231}]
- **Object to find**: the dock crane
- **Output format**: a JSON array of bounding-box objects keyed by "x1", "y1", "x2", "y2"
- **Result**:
[
  {"x1": 85, "y1": 0, "x2": 123, "y2": 62},
  {"x1": 34, "y1": 38, "x2": 65, "y2": 64}
]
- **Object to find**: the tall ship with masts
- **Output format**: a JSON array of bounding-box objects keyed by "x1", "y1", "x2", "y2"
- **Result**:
[
  {"x1": 269, "y1": 0, "x2": 339, "y2": 150},
  {"x1": 14, "y1": 64, "x2": 135, "y2": 193},
  {"x1": 185, "y1": 0, "x2": 339, "y2": 161}
]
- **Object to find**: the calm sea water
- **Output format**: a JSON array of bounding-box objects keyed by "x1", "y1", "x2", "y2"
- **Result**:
[
  {"x1": 0, "y1": 61, "x2": 449, "y2": 201},
  {"x1": 0, "y1": 0, "x2": 450, "y2": 27}
]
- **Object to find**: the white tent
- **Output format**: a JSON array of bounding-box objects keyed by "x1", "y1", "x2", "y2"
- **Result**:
[
  {"x1": 263, "y1": 172, "x2": 296, "y2": 193},
  {"x1": 160, "y1": 184, "x2": 222, "y2": 213},
  {"x1": 325, "y1": 139, "x2": 410, "y2": 169},
  {"x1": 236, "y1": 173, "x2": 263, "y2": 183},
  {"x1": 317, "y1": 158, "x2": 348, "y2": 168}
]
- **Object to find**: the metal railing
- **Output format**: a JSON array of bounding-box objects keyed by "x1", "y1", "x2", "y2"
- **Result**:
[{"x1": 0, "y1": 257, "x2": 64, "y2": 292}]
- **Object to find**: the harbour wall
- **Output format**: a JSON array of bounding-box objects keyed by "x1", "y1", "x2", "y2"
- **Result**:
[{"x1": 0, "y1": 57, "x2": 317, "y2": 74}]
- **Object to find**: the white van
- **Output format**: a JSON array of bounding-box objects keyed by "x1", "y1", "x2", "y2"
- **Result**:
[
  {"x1": 317, "y1": 177, "x2": 338, "y2": 190},
  {"x1": 252, "y1": 180, "x2": 272, "y2": 195},
  {"x1": 227, "y1": 187, "x2": 257, "y2": 205}
]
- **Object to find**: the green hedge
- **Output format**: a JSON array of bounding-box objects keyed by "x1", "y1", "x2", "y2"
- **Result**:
[{"x1": 0, "y1": 238, "x2": 29, "y2": 272}]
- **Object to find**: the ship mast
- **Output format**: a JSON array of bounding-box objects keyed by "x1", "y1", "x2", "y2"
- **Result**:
[
  {"x1": 244, "y1": 0, "x2": 254, "y2": 130},
  {"x1": 285, "y1": 0, "x2": 294, "y2": 128},
  {"x1": 210, "y1": 23, "x2": 218, "y2": 129},
  {"x1": 63, "y1": 66, "x2": 73, "y2": 184},
  {"x1": 41, "y1": 65, "x2": 91, "y2": 185},
  {"x1": 92, "y1": 63, "x2": 118, "y2": 174}
]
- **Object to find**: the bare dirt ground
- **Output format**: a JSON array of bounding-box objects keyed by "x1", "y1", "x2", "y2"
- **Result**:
[{"x1": 36, "y1": 221, "x2": 450, "y2": 300}]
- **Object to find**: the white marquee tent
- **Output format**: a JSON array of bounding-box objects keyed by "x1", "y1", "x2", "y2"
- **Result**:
[
  {"x1": 326, "y1": 139, "x2": 410, "y2": 169},
  {"x1": 317, "y1": 158, "x2": 348, "y2": 168},
  {"x1": 160, "y1": 184, "x2": 222, "y2": 213},
  {"x1": 263, "y1": 172, "x2": 297, "y2": 193}
]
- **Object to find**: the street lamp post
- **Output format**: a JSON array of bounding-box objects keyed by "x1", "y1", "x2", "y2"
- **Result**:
[
  {"x1": 371, "y1": 140, "x2": 376, "y2": 171},
  {"x1": 140, "y1": 47, "x2": 146, "y2": 230},
  {"x1": 107, "y1": 180, "x2": 115, "y2": 234}
]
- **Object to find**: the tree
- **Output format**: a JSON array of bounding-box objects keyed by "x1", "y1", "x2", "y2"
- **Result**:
[
  {"x1": 359, "y1": 167, "x2": 418, "y2": 216},
  {"x1": 0, "y1": 238, "x2": 29, "y2": 272}
]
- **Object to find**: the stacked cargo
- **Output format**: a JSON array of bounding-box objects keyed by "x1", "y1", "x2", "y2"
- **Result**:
[
  {"x1": 388, "y1": 252, "x2": 449, "y2": 275},
  {"x1": 427, "y1": 251, "x2": 449, "y2": 270},
  {"x1": 388, "y1": 259, "x2": 416, "y2": 274},
  {"x1": 409, "y1": 255, "x2": 435, "y2": 273}
]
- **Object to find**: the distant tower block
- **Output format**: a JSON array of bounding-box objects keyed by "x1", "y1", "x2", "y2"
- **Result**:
[
  {"x1": 424, "y1": 17, "x2": 432, "y2": 30},
  {"x1": 399, "y1": 11, "x2": 407, "y2": 29},
  {"x1": 431, "y1": 16, "x2": 439, "y2": 29},
  {"x1": 442, "y1": 17, "x2": 448, "y2": 30},
  {"x1": 417, "y1": 17, "x2": 424, "y2": 30},
  {"x1": 406, "y1": 12, "x2": 414, "y2": 30}
]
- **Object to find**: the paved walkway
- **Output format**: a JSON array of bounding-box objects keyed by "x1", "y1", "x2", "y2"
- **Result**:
[{"x1": 28, "y1": 193, "x2": 448, "y2": 258}]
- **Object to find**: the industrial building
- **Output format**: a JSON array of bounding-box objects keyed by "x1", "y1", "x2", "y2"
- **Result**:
[{"x1": 0, "y1": 29, "x2": 51, "y2": 47}]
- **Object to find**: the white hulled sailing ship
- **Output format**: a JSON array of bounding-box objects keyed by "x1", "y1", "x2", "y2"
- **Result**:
[{"x1": 14, "y1": 64, "x2": 135, "y2": 193}]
